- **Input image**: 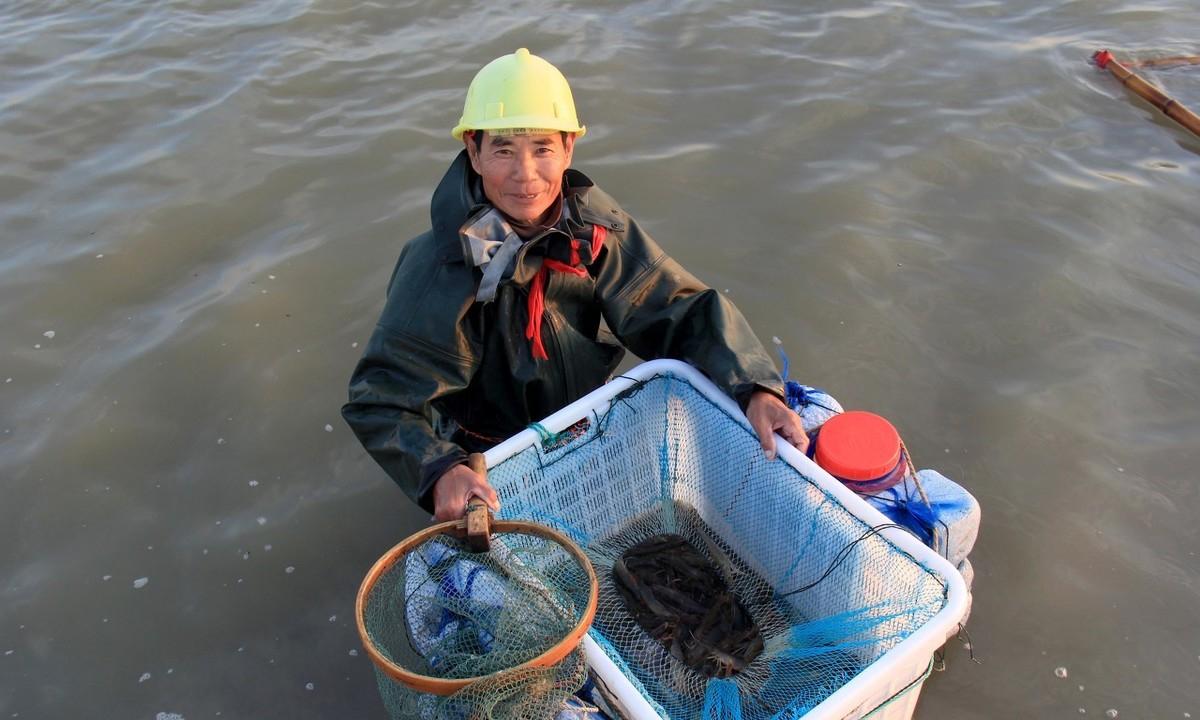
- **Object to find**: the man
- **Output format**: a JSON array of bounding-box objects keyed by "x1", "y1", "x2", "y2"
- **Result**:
[{"x1": 343, "y1": 48, "x2": 805, "y2": 521}]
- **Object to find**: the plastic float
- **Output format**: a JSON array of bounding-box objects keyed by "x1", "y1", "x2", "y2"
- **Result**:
[{"x1": 789, "y1": 379, "x2": 981, "y2": 639}]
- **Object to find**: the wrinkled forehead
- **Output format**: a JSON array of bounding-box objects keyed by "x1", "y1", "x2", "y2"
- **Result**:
[{"x1": 480, "y1": 130, "x2": 566, "y2": 149}]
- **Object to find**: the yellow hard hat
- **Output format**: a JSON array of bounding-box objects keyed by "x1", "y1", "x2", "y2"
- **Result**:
[{"x1": 451, "y1": 48, "x2": 586, "y2": 140}]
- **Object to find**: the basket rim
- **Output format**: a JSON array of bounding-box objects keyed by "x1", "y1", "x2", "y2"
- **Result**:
[{"x1": 355, "y1": 516, "x2": 599, "y2": 696}]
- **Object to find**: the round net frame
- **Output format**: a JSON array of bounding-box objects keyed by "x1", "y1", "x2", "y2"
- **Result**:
[{"x1": 355, "y1": 511, "x2": 599, "y2": 701}]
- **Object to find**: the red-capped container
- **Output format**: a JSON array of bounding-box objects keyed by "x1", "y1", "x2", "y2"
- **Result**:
[{"x1": 809, "y1": 411, "x2": 912, "y2": 494}]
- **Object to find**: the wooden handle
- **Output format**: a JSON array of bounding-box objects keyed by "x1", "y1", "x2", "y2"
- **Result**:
[
  {"x1": 465, "y1": 453, "x2": 491, "y2": 552},
  {"x1": 467, "y1": 452, "x2": 487, "y2": 476}
]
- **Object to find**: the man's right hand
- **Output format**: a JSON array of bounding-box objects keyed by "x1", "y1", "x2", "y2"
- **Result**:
[{"x1": 432, "y1": 462, "x2": 501, "y2": 521}]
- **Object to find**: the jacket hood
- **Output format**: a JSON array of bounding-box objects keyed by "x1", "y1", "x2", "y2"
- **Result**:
[{"x1": 430, "y1": 150, "x2": 485, "y2": 250}]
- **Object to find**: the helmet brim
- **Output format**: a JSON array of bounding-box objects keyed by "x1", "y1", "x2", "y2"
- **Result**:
[{"x1": 452, "y1": 119, "x2": 586, "y2": 140}]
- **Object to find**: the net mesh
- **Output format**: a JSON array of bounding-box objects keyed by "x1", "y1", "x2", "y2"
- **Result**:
[
  {"x1": 361, "y1": 530, "x2": 594, "y2": 719},
  {"x1": 487, "y1": 372, "x2": 951, "y2": 719}
]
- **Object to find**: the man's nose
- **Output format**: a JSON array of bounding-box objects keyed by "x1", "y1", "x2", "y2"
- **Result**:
[{"x1": 511, "y1": 151, "x2": 537, "y2": 180}]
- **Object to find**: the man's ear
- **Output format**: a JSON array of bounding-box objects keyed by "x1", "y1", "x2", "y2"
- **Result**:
[
  {"x1": 464, "y1": 131, "x2": 483, "y2": 174},
  {"x1": 562, "y1": 132, "x2": 576, "y2": 168}
]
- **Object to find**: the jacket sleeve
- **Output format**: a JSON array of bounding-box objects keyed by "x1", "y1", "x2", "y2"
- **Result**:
[
  {"x1": 341, "y1": 236, "x2": 480, "y2": 512},
  {"x1": 593, "y1": 208, "x2": 785, "y2": 407}
]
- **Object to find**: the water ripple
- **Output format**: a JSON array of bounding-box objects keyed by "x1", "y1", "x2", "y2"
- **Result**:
[{"x1": 2, "y1": 1, "x2": 1200, "y2": 717}]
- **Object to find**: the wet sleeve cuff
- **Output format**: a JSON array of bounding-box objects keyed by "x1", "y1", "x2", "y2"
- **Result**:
[
  {"x1": 735, "y1": 383, "x2": 786, "y2": 413},
  {"x1": 417, "y1": 449, "x2": 469, "y2": 514}
]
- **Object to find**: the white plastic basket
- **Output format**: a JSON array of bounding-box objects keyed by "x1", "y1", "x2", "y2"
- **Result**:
[{"x1": 484, "y1": 360, "x2": 968, "y2": 720}]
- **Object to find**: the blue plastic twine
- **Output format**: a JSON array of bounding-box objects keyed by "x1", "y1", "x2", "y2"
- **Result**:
[
  {"x1": 870, "y1": 486, "x2": 953, "y2": 551},
  {"x1": 701, "y1": 678, "x2": 743, "y2": 720},
  {"x1": 528, "y1": 422, "x2": 554, "y2": 444},
  {"x1": 777, "y1": 345, "x2": 836, "y2": 413}
]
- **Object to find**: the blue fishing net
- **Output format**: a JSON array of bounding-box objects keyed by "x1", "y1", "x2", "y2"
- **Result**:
[{"x1": 487, "y1": 371, "x2": 951, "y2": 719}]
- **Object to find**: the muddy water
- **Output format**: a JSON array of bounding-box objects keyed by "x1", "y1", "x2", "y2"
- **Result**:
[{"x1": 2, "y1": 1, "x2": 1199, "y2": 717}]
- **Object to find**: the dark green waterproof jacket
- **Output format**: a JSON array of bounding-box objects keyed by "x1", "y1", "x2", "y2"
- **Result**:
[{"x1": 342, "y1": 151, "x2": 784, "y2": 512}]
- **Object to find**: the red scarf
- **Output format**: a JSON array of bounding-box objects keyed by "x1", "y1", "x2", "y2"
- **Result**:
[{"x1": 525, "y1": 224, "x2": 607, "y2": 360}]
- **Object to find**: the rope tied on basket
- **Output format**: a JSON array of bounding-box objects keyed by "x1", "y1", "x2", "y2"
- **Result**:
[{"x1": 528, "y1": 418, "x2": 592, "y2": 452}]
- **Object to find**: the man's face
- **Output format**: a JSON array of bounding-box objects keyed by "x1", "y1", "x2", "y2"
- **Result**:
[{"x1": 465, "y1": 131, "x2": 575, "y2": 224}]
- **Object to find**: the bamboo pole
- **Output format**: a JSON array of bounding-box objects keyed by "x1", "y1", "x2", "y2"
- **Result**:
[
  {"x1": 1092, "y1": 49, "x2": 1200, "y2": 138},
  {"x1": 1126, "y1": 55, "x2": 1200, "y2": 69}
]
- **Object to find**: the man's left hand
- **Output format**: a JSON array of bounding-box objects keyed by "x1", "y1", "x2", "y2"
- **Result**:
[{"x1": 746, "y1": 390, "x2": 808, "y2": 459}]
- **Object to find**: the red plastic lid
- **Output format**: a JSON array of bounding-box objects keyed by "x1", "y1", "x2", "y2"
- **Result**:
[{"x1": 814, "y1": 411, "x2": 902, "y2": 482}]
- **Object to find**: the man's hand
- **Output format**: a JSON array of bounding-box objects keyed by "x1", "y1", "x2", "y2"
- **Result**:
[
  {"x1": 432, "y1": 462, "x2": 501, "y2": 521},
  {"x1": 746, "y1": 390, "x2": 808, "y2": 459}
]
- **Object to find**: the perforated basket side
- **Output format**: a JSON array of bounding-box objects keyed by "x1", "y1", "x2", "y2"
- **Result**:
[{"x1": 483, "y1": 360, "x2": 969, "y2": 720}]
